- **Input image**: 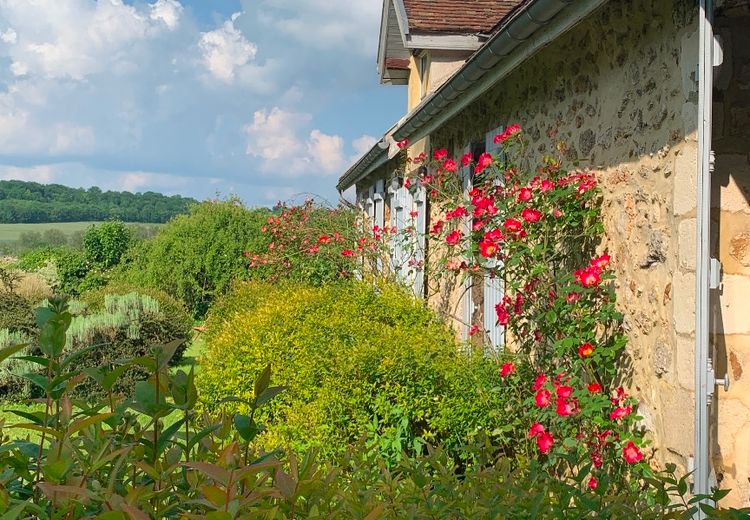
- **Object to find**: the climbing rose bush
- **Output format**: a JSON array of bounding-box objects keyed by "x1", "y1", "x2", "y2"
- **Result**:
[
  {"x1": 245, "y1": 199, "x2": 391, "y2": 285},
  {"x1": 243, "y1": 127, "x2": 649, "y2": 493},
  {"x1": 391, "y1": 126, "x2": 647, "y2": 490}
]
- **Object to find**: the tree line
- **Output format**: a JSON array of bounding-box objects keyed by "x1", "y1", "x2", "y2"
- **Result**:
[{"x1": 0, "y1": 180, "x2": 197, "y2": 223}]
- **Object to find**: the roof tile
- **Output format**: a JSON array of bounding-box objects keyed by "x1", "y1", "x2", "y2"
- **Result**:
[{"x1": 403, "y1": 0, "x2": 524, "y2": 33}]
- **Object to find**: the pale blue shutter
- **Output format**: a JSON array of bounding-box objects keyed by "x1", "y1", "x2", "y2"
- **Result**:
[
  {"x1": 459, "y1": 145, "x2": 473, "y2": 341},
  {"x1": 413, "y1": 186, "x2": 427, "y2": 297},
  {"x1": 389, "y1": 178, "x2": 413, "y2": 281},
  {"x1": 374, "y1": 179, "x2": 385, "y2": 229},
  {"x1": 483, "y1": 127, "x2": 505, "y2": 352}
]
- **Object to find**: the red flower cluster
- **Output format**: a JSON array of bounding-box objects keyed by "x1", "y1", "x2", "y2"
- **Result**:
[
  {"x1": 528, "y1": 423, "x2": 554, "y2": 454},
  {"x1": 396, "y1": 138, "x2": 409, "y2": 149},
  {"x1": 499, "y1": 362, "x2": 515, "y2": 378},
  {"x1": 493, "y1": 123, "x2": 522, "y2": 144},
  {"x1": 574, "y1": 254, "x2": 610, "y2": 288},
  {"x1": 445, "y1": 230, "x2": 463, "y2": 245}
]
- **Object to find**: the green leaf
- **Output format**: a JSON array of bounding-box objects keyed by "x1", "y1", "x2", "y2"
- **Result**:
[
  {"x1": 101, "y1": 364, "x2": 132, "y2": 392},
  {"x1": 234, "y1": 414, "x2": 258, "y2": 442},
  {"x1": 254, "y1": 364, "x2": 272, "y2": 399},
  {"x1": 155, "y1": 418, "x2": 186, "y2": 457},
  {"x1": 0, "y1": 344, "x2": 26, "y2": 365},
  {"x1": 19, "y1": 373, "x2": 50, "y2": 392},
  {"x1": 256, "y1": 386, "x2": 286, "y2": 407},
  {"x1": 0, "y1": 500, "x2": 30, "y2": 520},
  {"x1": 131, "y1": 381, "x2": 166, "y2": 416}
]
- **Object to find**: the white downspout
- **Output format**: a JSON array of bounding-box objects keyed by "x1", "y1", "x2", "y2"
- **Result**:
[{"x1": 694, "y1": 0, "x2": 714, "y2": 513}]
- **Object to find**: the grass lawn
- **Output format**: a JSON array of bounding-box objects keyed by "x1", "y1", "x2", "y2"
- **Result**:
[{"x1": 0, "y1": 222, "x2": 102, "y2": 242}]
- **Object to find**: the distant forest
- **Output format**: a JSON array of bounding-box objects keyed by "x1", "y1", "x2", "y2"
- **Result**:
[{"x1": 0, "y1": 180, "x2": 198, "y2": 223}]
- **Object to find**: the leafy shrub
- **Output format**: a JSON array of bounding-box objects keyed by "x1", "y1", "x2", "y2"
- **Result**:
[
  {"x1": 119, "y1": 199, "x2": 270, "y2": 317},
  {"x1": 63, "y1": 290, "x2": 192, "y2": 399},
  {"x1": 198, "y1": 281, "x2": 508, "y2": 461},
  {"x1": 0, "y1": 305, "x2": 746, "y2": 519},
  {"x1": 82, "y1": 220, "x2": 133, "y2": 269},
  {"x1": 16, "y1": 246, "x2": 59, "y2": 271},
  {"x1": 0, "y1": 289, "x2": 36, "y2": 336},
  {"x1": 245, "y1": 200, "x2": 390, "y2": 286}
]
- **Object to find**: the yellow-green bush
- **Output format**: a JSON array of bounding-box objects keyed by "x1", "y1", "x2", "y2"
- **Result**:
[{"x1": 197, "y1": 281, "x2": 507, "y2": 460}]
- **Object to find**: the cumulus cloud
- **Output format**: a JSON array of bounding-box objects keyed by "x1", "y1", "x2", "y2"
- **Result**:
[
  {"x1": 0, "y1": 0, "x2": 166, "y2": 80},
  {"x1": 243, "y1": 0, "x2": 380, "y2": 56},
  {"x1": 244, "y1": 107, "x2": 347, "y2": 177},
  {"x1": 0, "y1": 0, "x2": 404, "y2": 205},
  {"x1": 351, "y1": 134, "x2": 378, "y2": 155},
  {"x1": 150, "y1": 0, "x2": 183, "y2": 30},
  {"x1": 199, "y1": 13, "x2": 257, "y2": 83}
]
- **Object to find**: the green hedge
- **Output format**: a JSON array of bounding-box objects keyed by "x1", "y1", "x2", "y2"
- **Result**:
[{"x1": 197, "y1": 281, "x2": 508, "y2": 460}]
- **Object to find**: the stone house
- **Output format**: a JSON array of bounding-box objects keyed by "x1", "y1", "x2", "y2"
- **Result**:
[{"x1": 336, "y1": 0, "x2": 750, "y2": 508}]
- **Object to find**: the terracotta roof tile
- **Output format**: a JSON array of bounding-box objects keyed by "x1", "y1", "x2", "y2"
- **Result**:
[
  {"x1": 403, "y1": 0, "x2": 524, "y2": 33},
  {"x1": 385, "y1": 57, "x2": 411, "y2": 70}
]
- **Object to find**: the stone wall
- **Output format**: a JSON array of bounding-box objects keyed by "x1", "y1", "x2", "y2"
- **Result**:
[
  {"x1": 429, "y1": 0, "x2": 703, "y2": 484},
  {"x1": 711, "y1": 4, "x2": 750, "y2": 506}
]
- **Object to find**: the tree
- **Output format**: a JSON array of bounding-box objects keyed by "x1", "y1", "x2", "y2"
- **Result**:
[{"x1": 83, "y1": 220, "x2": 133, "y2": 269}]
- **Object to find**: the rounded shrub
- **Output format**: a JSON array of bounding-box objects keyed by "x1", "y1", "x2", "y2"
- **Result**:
[
  {"x1": 117, "y1": 199, "x2": 270, "y2": 318},
  {"x1": 65, "y1": 288, "x2": 193, "y2": 399},
  {"x1": 197, "y1": 281, "x2": 507, "y2": 460}
]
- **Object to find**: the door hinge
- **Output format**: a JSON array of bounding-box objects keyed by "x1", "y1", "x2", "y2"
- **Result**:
[
  {"x1": 709, "y1": 257, "x2": 722, "y2": 290},
  {"x1": 706, "y1": 358, "x2": 730, "y2": 405}
]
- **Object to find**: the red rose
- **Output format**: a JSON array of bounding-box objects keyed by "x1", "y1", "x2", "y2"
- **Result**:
[
  {"x1": 588, "y1": 477, "x2": 598, "y2": 490},
  {"x1": 578, "y1": 343, "x2": 594, "y2": 358},
  {"x1": 445, "y1": 230, "x2": 463, "y2": 245},
  {"x1": 518, "y1": 187, "x2": 532, "y2": 202},
  {"x1": 521, "y1": 208, "x2": 542, "y2": 223},
  {"x1": 479, "y1": 238, "x2": 499, "y2": 258},
  {"x1": 622, "y1": 441, "x2": 643, "y2": 464},
  {"x1": 556, "y1": 398, "x2": 575, "y2": 417},
  {"x1": 537, "y1": 431, "x2": 554, "y2": 454},
  {"x1": 532, "y1": 373, "x2": 547, "y2": 391},
  {"x1": 499, "y1": 362, "x2": 515, "y2": 378},
  {"x1": 503, "y1": 218, "x2": 523, "y2": 233},
  {"x1": 556, "y1": 385, "x2": 573, "y2": 399},
  {"x1": 475, "y1": 152, "x2": 493, "y2": 173},
  {"x1": 443, "y1": 158, "x2": 457, "y2": 172},
  {"x1": 396, "y1": 138, "x2": 409, "y2": 149},
  {"x1": 609, "y1": 406, "x2": 632, "y2": 421},
  {"x1": 433, "y1": 148, "x2": 448, "y2": 161},
  {"x1": 528, "y1": 422, "x2": 545, "y2": 438},
  {"x1": 461, "y1": 152, "x2": 473, "y2": 167},
  {"x1": 588, "y1": 382, "x2": 603, "y2": 394},
  {"x1": 540, "y1": 179, "x2": 554, "y2": 192},
  {"x1": 591, "y1": 253, "x2": 611, "y2": 270},
  {"x1": 535, "y1": 388, "x2": 551, "y2": 408},
  {"x1": 341, "y1": 249, "x2": 355, "y2": 257}
]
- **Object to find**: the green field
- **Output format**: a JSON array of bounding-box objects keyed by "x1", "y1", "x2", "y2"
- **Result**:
[{"x1": 0, "y1": 221, "x2": 102, "y2": 242}]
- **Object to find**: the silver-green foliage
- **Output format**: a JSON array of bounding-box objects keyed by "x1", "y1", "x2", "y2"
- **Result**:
[
  {"x1": 65, "y1": 292, "x2": 161, "y2": 346},
  {"x1": 0, "y1": 329, "x2": 33, "y2": 397}
]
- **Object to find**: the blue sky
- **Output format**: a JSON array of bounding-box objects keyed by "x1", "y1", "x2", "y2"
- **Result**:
[{"x1": 0, "y1": 0, "x2": 405, "y2": 206}]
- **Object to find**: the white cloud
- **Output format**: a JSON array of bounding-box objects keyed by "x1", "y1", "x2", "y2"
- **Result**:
[
  {"x1": 0, "y1": 164, "x2": 56, "y2": 183},
  {"x1": 0, "y1": 0, "x2": 168, "y2": 80},
  {"x1": 352, "y1": 134, "x2": 377, "y2": 155},
  {"x1": 150, "y1": 0, "x2": 183, "y2": 30},
  {"x1": 199, "y1": 12, "x2": 257, "y2": 83},
  {"x1": 244, "y1": 107, "x2": 346, "y2": 177},
  {"x1": 308, "y1": 130, "x2": 345, "y2": 175},
  {"x1": 244, "y1": 0, "x2": 380, "y2": 56},
  {"x1": 0, "y1": 28, "x2": 16, "y2": 44},
  {"x1": 0, "y1": 0, "x2": 404, "y2": 206}
]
